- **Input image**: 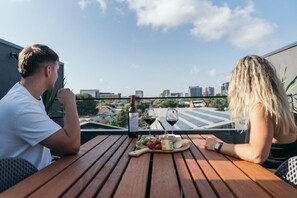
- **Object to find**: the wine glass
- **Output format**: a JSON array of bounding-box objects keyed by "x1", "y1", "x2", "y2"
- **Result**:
[
  {"x1": 143, "y1": 108, "x2": 156, "y2": 136},
  {"x1": 166, "y1": 108, "x2": 178, "y2": 134}
]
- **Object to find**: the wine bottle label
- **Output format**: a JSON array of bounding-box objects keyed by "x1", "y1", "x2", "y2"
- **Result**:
[{"x1": 129, "y1": 113, "x2": 138, "y2": 132}]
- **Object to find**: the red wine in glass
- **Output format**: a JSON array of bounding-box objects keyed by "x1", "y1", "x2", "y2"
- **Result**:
[
  {"x1": 166, "y1": 108, "x2": 178, "y2": 134},
  {"x1": 166, "y1": 119, "x2": 177, "y2": 126},
  {"x1": 144, "y1": 117, "x2": 156, "y2": 126},
  {"x1": 143, "y1": 108, "x2": 156, "y2": 136}
]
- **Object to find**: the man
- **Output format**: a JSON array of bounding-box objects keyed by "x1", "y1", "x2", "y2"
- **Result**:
[{"x1": 0, "y1": 44, "x2": 80, "y2": 170}]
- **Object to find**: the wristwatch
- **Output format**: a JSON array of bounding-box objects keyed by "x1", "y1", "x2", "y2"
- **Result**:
[{"x1": 214, "y1": 142, "x2": 223, "y2": 153}]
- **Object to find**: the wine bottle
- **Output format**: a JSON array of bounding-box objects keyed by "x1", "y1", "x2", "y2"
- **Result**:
[{"x1": 128, "y1": 95, "x2": 139, "y2": 138}]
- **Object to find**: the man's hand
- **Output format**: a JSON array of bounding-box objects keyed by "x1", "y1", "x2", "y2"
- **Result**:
[
  {"x1": 51, "y1": 155, "x2": 61, "y2": 162},
  {"x1": 57, "y1": 88, "x2": 76, "y2": 105},
  {"x1": 41, "y1": 87, "x2": 80, "y2": 155}
]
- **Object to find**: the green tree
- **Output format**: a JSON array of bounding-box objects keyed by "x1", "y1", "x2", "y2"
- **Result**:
[
  {"x1": 208, "y1": 98, "x2": 228, "y2": 111},
  {"x1": 136, "y1": 101, "x2": 150, "y2": 113},
  {"x1": 111, "y1": 108, "x2": 128, "y2": 127},
  {"x1": 76, "y1": 93, "x2": 98, "y2": 116},
  {"x1": 159, "y1": 99, "x2": 178, "y2": 108}
]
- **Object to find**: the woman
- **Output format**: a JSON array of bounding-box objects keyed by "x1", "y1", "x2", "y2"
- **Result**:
[{"x1": 205, "y1": 55, "x2": 297, "y2": 169}]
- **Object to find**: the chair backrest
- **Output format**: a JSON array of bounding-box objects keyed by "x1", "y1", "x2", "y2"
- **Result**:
[
  {"x1": 275, "y1": 156, "x2": 297, "y2": 188},
  {"x1": 0, "y1": 158, "x2": 38, "y2": 192}
]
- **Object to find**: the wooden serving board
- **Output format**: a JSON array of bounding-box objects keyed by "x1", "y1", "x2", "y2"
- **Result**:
[{"x1": 129, "y1": 144, "x2": 190, "y2": 157}]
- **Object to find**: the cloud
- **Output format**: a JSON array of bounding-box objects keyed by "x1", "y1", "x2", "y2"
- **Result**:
[
  {"x1": 130, "y1": 63, "x2": 141, "y2": 69},
  {"x1": 96, "y1": 0, "x2": 107, "y2": 11},
  {"x1": 208, "y1": 69, "x2": 216, "y2": 77},
  {"x1": 225, "y1": 74, "x2": 231, "y2": 82},
  {"x1": 122, "y1": 0, "x2": 276, "y2": 49},
  {"x1": 190, "y1": 65, "x2": 200, "y2": 75},
  {"x1": 98, "y1": 78, "x2": 110, "y2": 86},
  {"x1": 124, "y1": 0, "x2": 197, "y2": 30},
  {"x1": 78, "y1": 0, "x2": 107, "y2": 11},
  {"x1": 115, "y1": 7, "x2": 125, "y2": 15},
  {"x1": 9, "y1": 0, "x2": 31, "y2": 2},
  {"x1": 78, "y1": 0, "x2": 88, "y2": 10}
]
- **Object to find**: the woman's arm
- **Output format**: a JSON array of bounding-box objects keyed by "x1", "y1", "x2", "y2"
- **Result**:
[{"x1": 205, "y1": 104, "x2": 274, "y2": 164}]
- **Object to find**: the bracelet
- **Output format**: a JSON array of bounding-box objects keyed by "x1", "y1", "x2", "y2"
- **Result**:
[{"x1": 214, "y1": 142, "x2": 223, "y2": 153}]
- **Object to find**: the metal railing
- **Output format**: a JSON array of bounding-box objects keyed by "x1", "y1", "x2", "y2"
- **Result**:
[
  {"x1": 64, "y1": 94, "x2": 295, "y2": 145},
  {"x1": 76, "y1": 95, "x2": 230, "y2": 129}
]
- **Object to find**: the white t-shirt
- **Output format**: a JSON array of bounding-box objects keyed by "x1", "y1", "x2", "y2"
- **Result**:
[{"x1": 0, "y1": 83, "x2": 61, "y2": 170}]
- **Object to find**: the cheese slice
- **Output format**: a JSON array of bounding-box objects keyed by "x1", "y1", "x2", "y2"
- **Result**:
[{"x1": 161, "y1": 139, "x2": 174, "y2": 151}]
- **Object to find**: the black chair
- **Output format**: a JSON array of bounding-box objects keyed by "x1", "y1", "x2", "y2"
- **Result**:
[
  {"x1": 0, "y1": 158, "x2": 38, "y2": 192},
  {"x1": 275, "y1": 156, "x2": 297, "y2": 188}
]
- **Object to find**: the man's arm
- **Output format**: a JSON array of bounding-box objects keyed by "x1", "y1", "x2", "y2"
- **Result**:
[{"x1": 41, "y1": 88, "x2": 80, "y2": 154}]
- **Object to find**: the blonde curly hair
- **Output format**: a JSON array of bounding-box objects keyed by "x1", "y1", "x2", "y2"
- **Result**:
[{"x1": 228, "y1": 55, "x2": 296, "y2": 135}]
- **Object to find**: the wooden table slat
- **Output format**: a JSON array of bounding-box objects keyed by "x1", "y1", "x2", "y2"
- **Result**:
[
  {"x1": 173, "y1": 152, "x2": 200, "y2": 198},
  {"x1": 228, "y1": 156, "x2": 297, "y2": 197},
  {"x1": 2, "y1": 134, "x2": 295, "y2": 198},
  {"x1": 29, "y1": 135, "x2": 121, "y2": 198},
  {"x1": 185, "y1": 135, "x2": 235, "y2": 198},
  {"x1": 150, "y1": 154, "x2": 180, "y2": 198},
  {"x1": 113, "y1": 146, "x2": 151, "y2": 198},
  {"x1": 0, "y1": 135, "x2": 108, "y2": 197},
  {"x1": 62, "y1": 135, "x2": 129, "y2": 197},
  {"x1": 190, "y1": 135, "x2": 271, "y2": 197},
  {"x1": 96, "y1": 138, "x2": 138, "y2": 198},
  {"x1": 181, "y1": 148, "x2": 217, "y2": 198},
  {"x1": 201, "y1": 134, "x2": 297, "y2": 197}
]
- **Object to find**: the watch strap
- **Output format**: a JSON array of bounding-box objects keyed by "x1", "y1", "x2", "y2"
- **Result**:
[{"x1": 214, "y1": 142, "x2": 223, "y2": 153}]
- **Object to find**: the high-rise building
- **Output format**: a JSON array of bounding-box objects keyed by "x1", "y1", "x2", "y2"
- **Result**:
[
  {"x1": 161, "y1": 89, "x2": 170, "y2": 97},
  {"x1": 80, "y1": 89, "x2": 100, "y2": 98},
  {"x1": 188, "y1": 86, "x2": 202, "y2": 97},
  {"x1": 205, "y1": 87, "x2": 215, "y2": 96},
  {"x1": 135, "y1": 90, "x2": 143, "y2": 98},
  {"x1": 221, "y1": 82, "x2": 229, "y2": 96}
]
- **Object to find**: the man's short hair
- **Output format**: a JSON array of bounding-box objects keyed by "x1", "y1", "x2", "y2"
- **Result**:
[{"x1": 18, "y1": 44, "x2": 59, "y2": 78}]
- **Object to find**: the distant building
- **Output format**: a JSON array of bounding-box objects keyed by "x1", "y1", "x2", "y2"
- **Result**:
[
  {"x1": 189, "y1": 99, "x2": 206, "y2": 108},
  {"x1": 95, "y1": 105, "x2": 116, "y2": 122},
  {"x1": 171, "y1": 92, "x2": 183, "y2": 97},
  {"x1": 135, "y1": 90, "x2": 143, "y2": 98},
  {"x1": 178, "y1": 101, "x2": 190, "y2": 107},
  {"x1": 188, "y1": 86, "x2": 202, "y2": 97},
  {"x1": 221, "y1": 82, "x2": 229, "y2": 96},
  {"x1": 161, "y1": 89, "x2": 170, "y2": 97},
  {"x1": 99, "y1": 92, "x2": 120, "y2": 98},
  {"x1": 205, "y1": 87, "x2": 215, "y2": 96},
  {"x1": 80, "y1": 89, "x2": 100, "y2": 98}
]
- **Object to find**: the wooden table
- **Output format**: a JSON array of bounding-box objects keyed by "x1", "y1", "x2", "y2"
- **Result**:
[{"x1": 1, "y1": 135, "x2": 297, "y2": 197}]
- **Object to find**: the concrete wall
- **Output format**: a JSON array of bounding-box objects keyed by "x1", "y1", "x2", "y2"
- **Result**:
[
  {"x1": 0, "y1": 39, "x2": 64, "y2": 125},
  {"x1": 0, "y1": 39, "x2": 22, "y2": 99},
  {"x1": 264, "y1": 42, "x2": 297, "y2": 109}
]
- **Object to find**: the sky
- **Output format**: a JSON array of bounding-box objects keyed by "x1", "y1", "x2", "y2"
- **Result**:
[{"x1": 0, "y1": 0, "x2": 296, "y2": 97}]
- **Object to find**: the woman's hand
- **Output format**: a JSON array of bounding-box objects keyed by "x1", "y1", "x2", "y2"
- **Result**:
[{"x1": 205, "y1": 138, "x2": 218, "y2": 151}]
